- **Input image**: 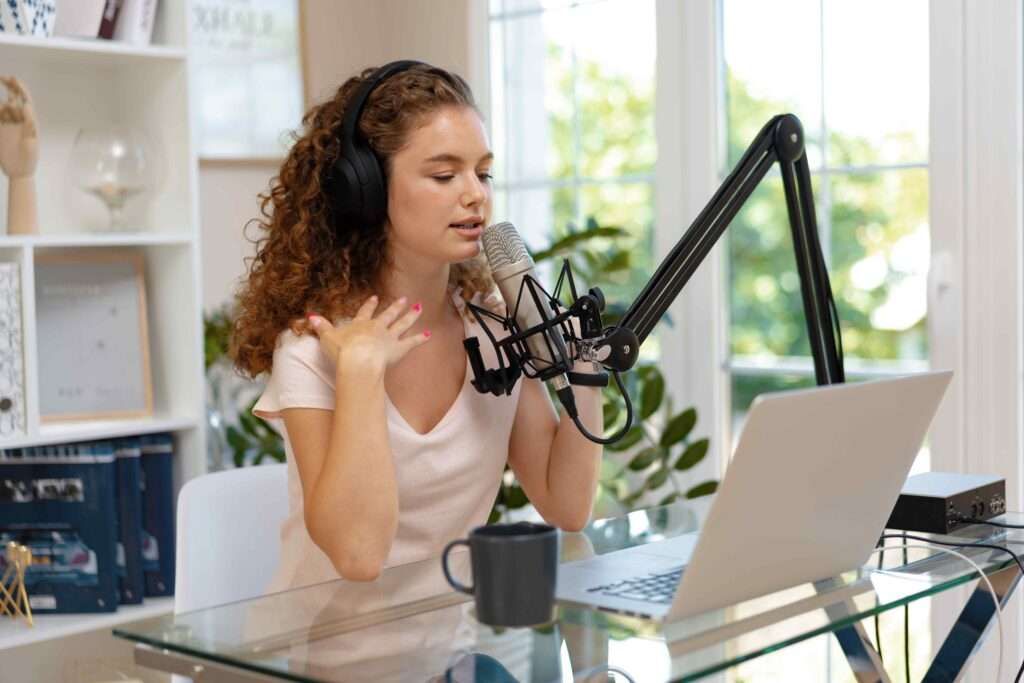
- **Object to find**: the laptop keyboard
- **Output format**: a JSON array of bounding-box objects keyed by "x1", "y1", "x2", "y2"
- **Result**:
[{"x1": 586, "y1": 565, "x2": 685, "y2": 605}]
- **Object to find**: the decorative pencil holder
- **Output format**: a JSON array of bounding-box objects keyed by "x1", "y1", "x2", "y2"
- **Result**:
[{"x1": 1, "y1": 541, "x2": 34, "y2": 627}]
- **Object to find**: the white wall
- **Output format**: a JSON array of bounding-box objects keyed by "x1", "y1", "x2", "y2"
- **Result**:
[
  {"x1": 199, "y1": 0, "x2": 482, "y2": 312},
  {"x1": 199, "y1": 161, "x2": 275, "y2": 312}
]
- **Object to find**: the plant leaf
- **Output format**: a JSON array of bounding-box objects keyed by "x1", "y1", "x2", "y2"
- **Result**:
[
  {"x1": 660, "y1": 408, "x2": 697, "y2": 448},
  {"x1": 605, "y1": 425, "x2": 644, "y2": 452},
  {"x1": 601, "y1": 250, "x2": 632, "y2": 273},
  {"x1": 532, "y1": 226, "x2": 626, "y2": 261},
  {"x1": 627, "y1": 446, "x2": 661, "y2": 471},
  {"x1": 673, "y1": 438, "x2": 709, "y2": 471},
  {"x1": 685, "y1": 480, "x2": 719, "y2": 498},
  {"x1": 645, "y1": 467, "x2": 670, "y2": 490},
  {"x1": 238, "y1": 410, "x2": 262, "y2": 437},
  {"x1": 603, "y1": 400, "x2": 621, "y2": 427},
  {"x1": 225, "y1": 425, "x2": 249, "y2": 452},
  {"x1": 622, "y1": 490, "x2": 645, "y2": 507},
  {"x1": 640, "y1": 373, "x2": 665, "y2": 420},
  {"x1": 505, "y1": 484, "x2": 529, "y2": 509},
  {"x1": 658, "y1": 492, "x2": 680, "y2": 506}
]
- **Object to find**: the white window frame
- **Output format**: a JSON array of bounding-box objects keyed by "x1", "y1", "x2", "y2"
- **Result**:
[{"x1": 927, "y1": 2, "x2": 1023, "y2": 678}]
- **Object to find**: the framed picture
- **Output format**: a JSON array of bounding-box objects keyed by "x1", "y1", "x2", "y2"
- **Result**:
[
  {"x1": 35, "y1": 250, "x2": 153, "y2": 422},
  {"x1": 191, "y1": 0, "x2": 306, "y2": 161}
]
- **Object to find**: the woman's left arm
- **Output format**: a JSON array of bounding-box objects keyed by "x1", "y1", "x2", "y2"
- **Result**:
[{"x1": 506, "y1": 359, "x2": 604, "y2": 531}]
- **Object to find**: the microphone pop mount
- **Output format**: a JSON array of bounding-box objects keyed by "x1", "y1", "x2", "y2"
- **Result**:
[{"x1": 462, "y1": 259, "x2": 636, "y2": 444}]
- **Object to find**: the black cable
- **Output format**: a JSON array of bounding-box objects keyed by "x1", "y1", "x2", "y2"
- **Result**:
[
  {"x1": 565, "y1": 370, "x2": 633, "y2": 445},
  {"x1": 903, "y1": 540, "x2": 910, "y2": 683},
  {"x1": 875, "y1": 538, "x2": 885, "y2": 664},
  {"x1": 878, "y1": 533, "x2": 1024, "y2": 683}
]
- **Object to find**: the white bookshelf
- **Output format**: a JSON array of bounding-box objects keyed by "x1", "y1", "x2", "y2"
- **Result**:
[{"x1": 0, "y1": 0, "x2": 204, "y2": 650}]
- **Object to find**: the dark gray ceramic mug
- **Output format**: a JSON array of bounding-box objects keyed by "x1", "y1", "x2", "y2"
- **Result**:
[{"x1": 442, "y1": 522, "x2": 559, "y2": 627}]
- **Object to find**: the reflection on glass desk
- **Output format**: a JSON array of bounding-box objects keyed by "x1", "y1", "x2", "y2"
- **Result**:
[{"x1": 113, "y1": 501, "x2": 1024, "y2": 682}]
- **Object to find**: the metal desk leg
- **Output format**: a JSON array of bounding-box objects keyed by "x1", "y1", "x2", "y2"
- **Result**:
[
  {"x1": 824, "y1": 600, "x2": 892, "y2": 683},
  {"x1": 133, "y1": 643, "x2": 281, "y2": 682},
  {"x1": 922, "y1": 562, "x2": 1023, "y2": 683}
]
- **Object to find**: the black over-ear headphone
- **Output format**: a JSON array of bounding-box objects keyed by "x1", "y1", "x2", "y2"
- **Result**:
[{"x1": 327, "y1": 60, "x2": 429, "y2": 233}]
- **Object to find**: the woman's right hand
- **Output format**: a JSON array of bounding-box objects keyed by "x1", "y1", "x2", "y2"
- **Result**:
[{"x1": 307, "y1": 295, "x2": 431, "y2": 375}]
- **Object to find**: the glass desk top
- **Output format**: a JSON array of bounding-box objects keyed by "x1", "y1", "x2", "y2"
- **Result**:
[{"x1": 113, "y1": 501, "x2": 1024, "y2": 682}]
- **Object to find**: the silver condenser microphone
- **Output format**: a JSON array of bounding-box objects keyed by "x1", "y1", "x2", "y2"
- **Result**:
[{"x1": 481, "y1": 222, "x2": 572, "y2": 397}]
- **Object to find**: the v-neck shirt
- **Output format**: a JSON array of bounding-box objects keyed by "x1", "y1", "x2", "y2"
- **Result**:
[{"x1": 252, "y1": 286, "x2": 522, "y2": 592}]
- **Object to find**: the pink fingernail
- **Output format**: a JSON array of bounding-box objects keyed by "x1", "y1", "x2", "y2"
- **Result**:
[
  {"x1": 412, "y1": 302, "x2": 422, "y2": 312},
  {"x1": 423, "y1": 329, "x2": 431, "y2": 338}
]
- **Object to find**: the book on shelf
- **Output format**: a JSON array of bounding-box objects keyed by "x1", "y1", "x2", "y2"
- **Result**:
[
  {"x1": 0, "y1": 263, "x2": 26, "y2": 440},
  {"x1": 98, "y1": 0, "x2": 124, "y2": 40},
  {"x1": 53, "y1": 0, "x2": 106, "y2": 39},
  {"x1": 0, "y1": 442, "x2": 119, "y2": 613},
  {"x1": 139, "y1": 432, "x2": 174, "y2": 597},
  {"x1": 0, "y1": 432, "x2": 177, "y2": 613},
  {"x1": 112, "y1": 0, "x2": 159, "y2": 46},
  {"x1": 113, "y1": 437, "x2": 144, "y2": 604}
]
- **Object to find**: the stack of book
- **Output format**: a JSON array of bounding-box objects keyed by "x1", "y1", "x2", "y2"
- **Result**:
[
  {"x1": 0, "y1": 432, "x2": 175, "y2": 613},
  {"x1": 53, "y1": 0, "x2": 159, "y2": 46}
]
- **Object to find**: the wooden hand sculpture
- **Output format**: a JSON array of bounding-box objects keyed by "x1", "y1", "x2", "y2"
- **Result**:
[{"x1": 0, "y1": 77, "x2": 39, "y2": 235}]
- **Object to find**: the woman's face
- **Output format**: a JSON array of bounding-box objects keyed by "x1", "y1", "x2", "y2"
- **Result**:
[{"x1": 385, "y1": 105, "x2": 493, "y2": 265}]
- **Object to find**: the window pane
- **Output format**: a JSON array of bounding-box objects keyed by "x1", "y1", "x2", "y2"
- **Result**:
[
  {"x1": 728, "y1": 175, "x2": 822, "y2": 359},
  {"x1": 573, "y1": 0, "x2": 656, "y2": 179},
  {"x1": 830, "y1": 169, "x2": 929, "y2": 361},
  {"x1": 489, "y1": 8, "x2": 572, "y2": 183},
  {"x1": 723, "y1": 0, "x2": 823, "y2": 171},
  {"x1": 824, "y1": 0, "x2": 928, "y2": 166},
  {"x1": 505, "y1": 186, "x2": 572, "y2": 253},
  {"x1": 488, "y1": 15, "x2": 507, "y2": 183}
]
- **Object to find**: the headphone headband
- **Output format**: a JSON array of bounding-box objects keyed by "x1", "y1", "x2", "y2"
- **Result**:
[{"x1": 340, "y1": 60, "x2": 428, "y2": 151}]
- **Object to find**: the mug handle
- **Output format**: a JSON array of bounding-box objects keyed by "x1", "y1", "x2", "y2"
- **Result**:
[{"x1": 441, "y1": 539, "x2": 473, "y2": 595}]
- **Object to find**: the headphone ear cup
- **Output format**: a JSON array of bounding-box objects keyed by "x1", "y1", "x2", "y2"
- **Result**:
[
  {"x1": 328, "y1": 154, "x2": 361, "y2": 220},
  {"x1": 330, "y1": 145, "x2": 387, "y2": 229},
  {"x1": 354, "y1": 148, "x2": 387, "y2": 228}
]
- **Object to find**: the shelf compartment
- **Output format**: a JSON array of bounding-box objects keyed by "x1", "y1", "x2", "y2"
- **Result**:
[
  {"x1": 0, "y1": 596, "x2": 174, "y2": 650},
  {"x1": 0, "y1": 234, "x2": 193, "y2": 249},
  {"x1": 0, "y1": 414, "x2": 199, "y2": 450},
  {"x1": 0, "y1": 33, "x2": 186, "y2": 67}
]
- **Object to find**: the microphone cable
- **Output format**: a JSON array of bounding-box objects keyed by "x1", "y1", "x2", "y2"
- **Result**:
[{"x1": 560, "y1": 369, "x2": 634, "y2": 445}]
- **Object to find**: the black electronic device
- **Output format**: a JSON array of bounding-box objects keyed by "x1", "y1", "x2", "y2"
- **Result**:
[{"x1": 886, "y1": 472, "x2": 1007, "y2": 534}]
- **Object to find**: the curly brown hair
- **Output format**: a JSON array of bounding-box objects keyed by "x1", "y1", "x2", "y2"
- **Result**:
[{"x1": 230, "y1": 64, "x2": 496, "y2": 378}]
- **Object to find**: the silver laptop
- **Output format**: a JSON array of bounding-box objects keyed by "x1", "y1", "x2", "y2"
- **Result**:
[{"x1": 556, "y1": 371, "x2": 952, "y2": 621}]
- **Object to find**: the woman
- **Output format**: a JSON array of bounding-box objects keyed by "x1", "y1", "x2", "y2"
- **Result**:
[{"x1": 231, "y1": 61, "x2": 602, "y2": 589}]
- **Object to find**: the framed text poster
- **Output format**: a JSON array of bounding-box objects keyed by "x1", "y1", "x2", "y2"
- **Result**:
[
  {"x1": 35, "y1": 250, "x2": 153, "y2": 421},
  {"x1": 192, "y1": 0, "x2": 305, "y2": 161}
]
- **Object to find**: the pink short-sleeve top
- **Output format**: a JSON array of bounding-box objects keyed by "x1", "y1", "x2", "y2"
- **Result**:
[{"x1": 252, "y1": 286, "x2": 522, "y2": 592}]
